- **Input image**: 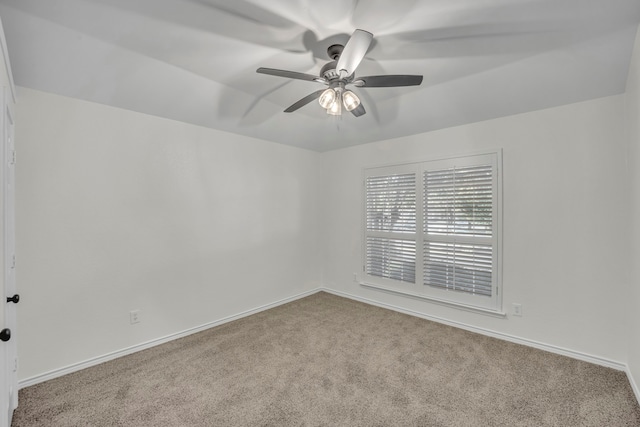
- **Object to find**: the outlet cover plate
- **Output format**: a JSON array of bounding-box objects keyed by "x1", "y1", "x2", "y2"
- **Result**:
[
  {"x1": 130, "y1": 309, "x2": 141, "y2": 324},
  {"x1": 512, "y1": 303, "x2": 522, "y2": 317}
]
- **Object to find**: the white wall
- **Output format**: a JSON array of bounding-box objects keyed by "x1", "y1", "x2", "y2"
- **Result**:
[
  {"x1": 322, "y1": 95, "x2": 629, "y2": 365},
  {"x1": 626, "y1": 26, "x2": 640, "y2": 398},
  {"x1": 13, "y1": 59, "x2": 639, "y2": 386},
  {"x1": 15, "y1": 87, "x2": 322, "y2": 381}
]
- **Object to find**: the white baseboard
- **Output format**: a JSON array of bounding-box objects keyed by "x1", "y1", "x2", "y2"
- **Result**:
[
  {"x1": 321, "y1": 287, "x2": 628, "y2": 372},
  {"x1": 18, "y1": 288, "x2": 320, "y2": 389},
  {"x1": 20, "y1": 286, "x2": 633, "y2": 399},
  {"x1": 627, "y1": 366, "x2": 640, "y2": 405}
]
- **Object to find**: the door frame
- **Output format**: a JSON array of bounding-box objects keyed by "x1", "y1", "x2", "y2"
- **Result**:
[
  {"x1": 3, "y1": 95, "x2": 16, "y2": 423},
  {"x1": 0, "y1": 14, "x2": 17, "y2": 427}
]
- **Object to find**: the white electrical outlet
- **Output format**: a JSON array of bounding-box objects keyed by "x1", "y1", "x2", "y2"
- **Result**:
[
  {"x1": 353, "y1": 273, "x2": 358, "y2": 282},
  {"x1": 130, "y1": 309, "x2": 141, "y2": 324},
  {"x1": 512, "y1": 303, "x2": 522, "y2": 317}
]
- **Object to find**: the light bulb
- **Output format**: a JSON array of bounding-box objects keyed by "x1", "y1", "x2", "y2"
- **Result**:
[
  {"x1": 318, "y1": 88, "x2": 336, "y2": 109},
  {"x1": 342, "y1": 90, "x2": 360, "y2": 112},
  {"x1": 327, "y1": 92, "x2": 342, "y2": 115}
]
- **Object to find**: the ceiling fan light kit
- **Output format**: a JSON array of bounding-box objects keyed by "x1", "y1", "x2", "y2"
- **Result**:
[
  {"x1": 342, "y1": 90, "x2": 360, "y2": 112},
  {"x1": 257, "y1": 29, "x2": 423, "y2": 118},
  {"x1": 327, "y1": 92, "x2": 342, "y2": 116},
  {"x1": 318, "y1": 88, "x2": 336, "y2": 109},
  {"x1": 319, "y1": 85, "x2": 360, "y2": 115}
]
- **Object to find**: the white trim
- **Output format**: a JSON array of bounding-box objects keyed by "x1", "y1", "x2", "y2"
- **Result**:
[
  {"x1": 18, "y1": 288, "x2": 320, "y2": 389},
  {"x1": 322, "y1": 287, "x2": 627, "y2": 371},
  {"x1": 627, "y1": 366, "x2": 640, "y2": 405},
  {"x1": 0, "y1": 16, "x2": 16, "y2": 104},
  {"x1": 362, "y1": 149, "x2": 503, "y2": 311},
  {"x1": 19, "y1": 286, "x2": 632, "y2": 393},
  {"x1": 360, "y1": 281, "x2": 507, "y2": 318},
  {"x1": 362, "y1": 148, "x2": 504, "y2": 171}
]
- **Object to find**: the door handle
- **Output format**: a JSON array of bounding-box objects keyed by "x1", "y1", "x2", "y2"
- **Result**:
[
  {"x1": 6, "y1": 294, "x2": 19, "y2": 304},
  {"x1": 0, "y1": 329, "x2": 10, "y2": 342}
]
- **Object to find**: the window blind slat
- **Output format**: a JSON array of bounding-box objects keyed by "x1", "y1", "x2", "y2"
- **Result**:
[
  {"x1": 366, "y1": 173, "x2": 416, "y2": 234},
  {"x1": 424, "y1": 164, "x2": 493, "y2": 237},
  {"x1": 366, "y1": 237, "x2": 416, "y2": 283},
  {"x1": 424, "y1": 241, "x2": 492, "y2": 296}
]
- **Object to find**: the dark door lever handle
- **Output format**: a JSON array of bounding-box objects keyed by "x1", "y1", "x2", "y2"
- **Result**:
[
  {"x1": 0, "y1": 329, "x2": 10, "y2": 342},
  {"x1": 6, "y1": 294, "x2": 19, "y2": 304}
]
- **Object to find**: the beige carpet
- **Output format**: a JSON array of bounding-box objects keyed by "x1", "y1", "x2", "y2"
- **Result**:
[{"x1": 12, "y1": 292, "x2": 640, "y2": 426}]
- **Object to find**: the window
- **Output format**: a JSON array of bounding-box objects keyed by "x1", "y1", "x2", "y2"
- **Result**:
[
  {"x1": 363, "y1": 152, "x2": 501, "y2": 312},
  {"x1": 365, "y1": 172, "x2": 416, "y2": 283}
]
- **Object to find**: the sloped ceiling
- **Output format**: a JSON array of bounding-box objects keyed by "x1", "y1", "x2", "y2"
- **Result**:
[{"x1": 1, "y1": 0, "x2": 639, "y2": 151}]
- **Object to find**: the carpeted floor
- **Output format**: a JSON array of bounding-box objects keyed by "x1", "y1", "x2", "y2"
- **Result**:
[{"x1": 12, "y1": 292, "x2": 640, "y2": 426}]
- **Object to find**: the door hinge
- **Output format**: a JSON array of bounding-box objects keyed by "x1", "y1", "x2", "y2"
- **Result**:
[
  {"x1": 11, "y1": 254, "x2": 15, "y2": 269},
  {"x1": 10, "y1": 150, "x2": 15, "y2": 165}
]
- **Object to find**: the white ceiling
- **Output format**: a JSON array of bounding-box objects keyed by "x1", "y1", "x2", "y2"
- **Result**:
[{"x1": 1, "y1": 0, "x2": 639, "y2": 152}]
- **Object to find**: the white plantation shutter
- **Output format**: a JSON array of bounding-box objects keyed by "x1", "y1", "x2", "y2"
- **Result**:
[
  {"x1": 364, "y1": 152, "x2": 500, "y2": 311},
  {"x1": 365, "y1": 172, "x2": 417, "y2": 284},
  {"x1": 366, "y1": 173, "x2": 416, "y2": 233},
  {"x1": 423, "y1": 164, "x2": 494, "y2": 297},
  {"x1": 424, "y1": 165, "x2": 493, "y2": 237},
  {"x1": 366, "y1": 237, "x2": 416, "y2": 283},
  {"x1": 423, "y1": 242, "x2": 492, "y2": 296}
]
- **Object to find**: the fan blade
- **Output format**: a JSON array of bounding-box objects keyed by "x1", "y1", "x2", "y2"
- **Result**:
[
  {"x1": 351, "y1": 103, "x2": 366, "y2": 117},
  {"x1": 354, "y1": 75, "x2": 423, "y2": 87},
  {"x1": 284, "y1": 89, "x2": 326, "y2": 113},
  {"x1": 257, "y1": 67, "x2": 326, "y2": 83},
  {"x1": 336, "y1": 29, "x2": 373, "y2": 78}
]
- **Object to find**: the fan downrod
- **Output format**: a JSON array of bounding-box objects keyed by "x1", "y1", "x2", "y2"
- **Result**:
[
  {"x1": 327, "y1": 44, "x2": 344, "y2": 60},
  {"x1": 321, "y1": 44, "x2": 347, "y2": 81}
]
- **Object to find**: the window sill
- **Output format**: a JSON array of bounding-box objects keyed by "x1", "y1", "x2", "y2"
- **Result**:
[{"x1": 359, "y1": 282, "x2": 507, "y2": 318}]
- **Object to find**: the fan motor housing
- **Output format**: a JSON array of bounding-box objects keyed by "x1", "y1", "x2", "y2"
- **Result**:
[
  {"x1": 320, "y1": 60, "x2": 355, "y2": 83},
  {"x1": 322, "y1": 44, "x2": 356, "y2": 82},
  {"x1": 320, "y1": 61, "x2": 339, "y2": 80}
]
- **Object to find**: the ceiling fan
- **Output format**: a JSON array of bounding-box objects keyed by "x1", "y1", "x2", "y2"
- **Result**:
[{"x1": 256, "y1": 29, "x2": 423, "y2": 118}]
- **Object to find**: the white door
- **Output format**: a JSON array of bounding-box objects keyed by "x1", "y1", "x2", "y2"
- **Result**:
[
  {"x1": 1, "y1": 89, "x2": 16, "y2": 426},
  {"x1": 0, "y1": 87, "x2": 6, "y2": 427}
]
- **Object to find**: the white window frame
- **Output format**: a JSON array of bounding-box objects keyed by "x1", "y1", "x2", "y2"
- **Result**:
[{"x1": 362, "y1": 150, "x2": 503, "y2": 315}]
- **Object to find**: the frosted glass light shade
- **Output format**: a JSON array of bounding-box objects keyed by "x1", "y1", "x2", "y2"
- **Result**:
[
  {"x1": 342, "y1": 90, "x2": 360, "y2": 111},
  {"x1": 318, "y1": 88, "x2": 336, "y2": 109},
  {"x1": 327, "y1": 94, "x2": 342, "y2": 115}
]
